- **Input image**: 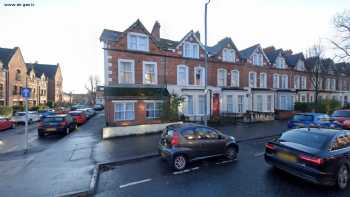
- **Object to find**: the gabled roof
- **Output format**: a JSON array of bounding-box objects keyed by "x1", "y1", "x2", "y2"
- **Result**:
[
  {"x1": 26, "y1": 63, "x2": 58, "y2": 79},
  {"x1": 175, "y1": 30, "x2": 205, "y2": 51},
  {"x1": 265, "y1": 49, "x2": 283, "y2": 64},
  {"x1": 207, "y1": 37, "x2": 239, "y2": 57},
  {"x1": 239, "y1": 44, "x2": 260, "y2": 60},
  {"x1": 285, "y1": 53, "x2": 305, "y2": 67},
  {"x1": 0, "y1": 47, "x2": 17, "y2": 68},
  {"x1": 99, "y1": 29, "x2": 122, "y2": 42}
]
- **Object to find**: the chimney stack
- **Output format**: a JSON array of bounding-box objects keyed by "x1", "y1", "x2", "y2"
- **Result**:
[
  {"x1": 151, "y1": 21, "x2": 160, "y2": 41},
  {"x1": 195, "y1": 31, "x2": 200, "y2": 41}
]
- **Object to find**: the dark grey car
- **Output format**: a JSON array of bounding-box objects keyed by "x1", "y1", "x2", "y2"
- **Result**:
[{"x1": 159, "y1": 123, "x2": 239, "y2": 171}]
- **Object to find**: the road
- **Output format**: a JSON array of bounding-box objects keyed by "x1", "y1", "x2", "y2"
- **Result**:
[{"x1": 96, "y1": 137, "x2": 349, "y2": 197}]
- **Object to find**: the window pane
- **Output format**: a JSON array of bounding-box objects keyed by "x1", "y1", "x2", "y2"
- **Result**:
[
  {"x1": 187, "y1": 96, "x2": 193, "y2": 114},
  {"x1": 227, "y1": 95, "x2": 233, "y2": 112},
  {"x1": 198, "y1": 95, "x2": 205, "y2": 114}
]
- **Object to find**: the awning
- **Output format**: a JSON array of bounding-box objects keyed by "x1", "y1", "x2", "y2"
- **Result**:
[{"x1": 104, "y1": 86, "x2": 169, "y2": 98}]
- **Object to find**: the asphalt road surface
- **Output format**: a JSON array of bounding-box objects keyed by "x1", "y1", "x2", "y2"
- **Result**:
[{"x1": 96, "y1": 137, "x2": 349, "y2": 197}]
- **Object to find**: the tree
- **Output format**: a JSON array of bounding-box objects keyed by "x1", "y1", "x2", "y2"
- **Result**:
[
  {"x1": 331, "y1": 10, "x2": 350, "y2": 61},
  {"x1": 85, "y1": 75, "x2": 100, "y2": 105},
  {"x1": 305, "y1": 44, "x2": 325, "y2": 105}
]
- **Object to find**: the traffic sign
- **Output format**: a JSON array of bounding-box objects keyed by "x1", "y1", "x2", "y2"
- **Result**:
[{"x1": 21, "y1": 88, "x2": 31, "y2": 98}]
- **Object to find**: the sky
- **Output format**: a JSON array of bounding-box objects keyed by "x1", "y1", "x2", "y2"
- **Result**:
[{"x1": 0, "y1": 0, "x2": 349, "y2": 93}]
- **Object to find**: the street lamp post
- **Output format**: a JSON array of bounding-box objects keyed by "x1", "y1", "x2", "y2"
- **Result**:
[{"x1": 204, "y1": 0, "x2": 211, "y2": 126}]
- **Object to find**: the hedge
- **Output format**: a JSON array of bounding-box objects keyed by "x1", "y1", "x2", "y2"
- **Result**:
[
  {"x1": 294, "y1": 99, "x2": 342, "y2": 114},
  {"x1": 0, "y1": 106, "x2": 13, "y2": 117}
]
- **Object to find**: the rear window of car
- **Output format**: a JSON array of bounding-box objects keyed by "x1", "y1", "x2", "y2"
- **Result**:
[
  {"x1": 279, "y1": 130, "x2": 331, "y2": 150},
  {"x1": 332, "y1": 111, "x2": 350, "y2": 117},
  {"x1": 293, "y1": 114, "x2": 313, "y2": 121},
  {"x1": 43, "y1": 117, "x2": 64, "y2": 122}
]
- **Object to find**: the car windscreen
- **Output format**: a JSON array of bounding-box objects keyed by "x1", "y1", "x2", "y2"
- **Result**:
[
  {"x1": 42, "y1": 117, "x2": 64, "y2": 122},
  {"x1": 69, "y1": 112, "x2": 81, "y2": 116},
  {"x1": 15, "y1": 112, "x2": 26, "y2": 116},
  {"x1": 332, "y1": 111, "x2": 350, "y2": 117},
  {"x1": 293, "y1": 114, "x2": 313, "y2": 121},
  {"x1": 279, "y1": 130, "x2": 331, "y2": 150}
]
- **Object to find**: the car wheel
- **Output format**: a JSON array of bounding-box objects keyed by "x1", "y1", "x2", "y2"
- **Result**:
[
  {"x1": 337, "y1": 164, "x2": 349, "y2": 190},
  {"x1": 225, "y1": 146, "x2": 238, "y2": 160},
  {"x1": 173, "y1": 155, "x2": 187, "y2": 171}
]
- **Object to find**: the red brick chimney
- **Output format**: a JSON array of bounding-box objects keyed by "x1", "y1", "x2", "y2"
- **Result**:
[{"x1": 151, "y1": 21, "x2": 160, "y2": 41}]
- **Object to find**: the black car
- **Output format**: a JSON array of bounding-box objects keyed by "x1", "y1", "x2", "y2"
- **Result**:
[
  {"x1": 265, "y1": 128, "x2": 350, "y2": 189},
  {"x1": 159, "y1": 123, "x2": 239, "y2": 171},
  {"x1": 38, "y1": 114, "x2": 77, "y2": 137}
]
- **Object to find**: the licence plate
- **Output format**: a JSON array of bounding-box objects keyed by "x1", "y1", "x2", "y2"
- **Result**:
[
  {"x1": 46, "y1": 128, "x2": 56, "y2": 132},
  {"x1": 277, "y1": 152, "x2": 296, "y2": 162}
]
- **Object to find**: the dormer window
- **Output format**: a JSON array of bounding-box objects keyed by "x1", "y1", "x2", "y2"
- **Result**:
[
  {"x1": 183, "y1": 42, "x2": 199, "y2": 59},
  {"x1": 127, "y1": 32, "x2": 149, "y2": 52},
  {"x1": 252, "y1": 52, "x2": 263, "y2": 66},
  {"x1": 296, "y1": 60, "x2": 305, "y2": 71},
  {"x1": 276, "y1": 56, "x2": 286, "y2": 69},
  {"x1": 222, "y1": 48, "x2": 236, "y2": 62}
]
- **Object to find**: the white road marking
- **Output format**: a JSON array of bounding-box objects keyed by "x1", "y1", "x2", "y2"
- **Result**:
[
  {"x1": 254, "y1": 152, "x2": 265, "y2": 157},
  {"x1": 215, "y1": 160, "x2": 233, "y2": 165},
  {"x1": 119, "y1": 178, "x2": 152, "y2": 188},
  {"x1": 173, "y1": 167, "x2": 199, "y2": 175}
]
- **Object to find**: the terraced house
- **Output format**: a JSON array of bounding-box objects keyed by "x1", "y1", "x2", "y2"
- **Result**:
[
  {"x1": 100, "y1": 20, "x2": 350, "y2": 126},
  {"x1": 0, "y1": 46, "x2": 63, "y2": 107}
]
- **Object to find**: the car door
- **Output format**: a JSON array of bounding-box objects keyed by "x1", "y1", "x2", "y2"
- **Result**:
[
  {"x1": 195, "y1": 127, "x2": 225, "y2": 157},
  {"x1": 181, "y1": 128, "x2": 202, "y2": 159}
]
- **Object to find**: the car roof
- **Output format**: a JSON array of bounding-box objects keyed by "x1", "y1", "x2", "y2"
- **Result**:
[
  {"x1": 167, "y1": 123, "x2": 208, "y2": 130},
  {"x1": 295, "y1": 112, "x2": 326, "y2": 116},
  {"x1": 334, "y1": 109, "x2": 350, "y2": 112},
  {"x1": 69, "y1": 110, "x2": 82, "y2": 113},
  {"x1": 288, "y1": 128, "x2": 347, "y2": 137},
  {"x1": 44, "y1": 114, "x2": 68, "y2": 118}
]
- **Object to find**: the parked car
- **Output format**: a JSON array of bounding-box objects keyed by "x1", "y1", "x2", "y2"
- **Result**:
[
  {"x1": 37, "y1": 114, "x2": 77, "y2": 137},
  {"x1": 288, "y1": 113, "x2": 340, "y2": 129},
  {"x1": 0, "y1": 116, "x2": 15, "y2": 131},
  {"x1": 331, "y1": 109, "x2": 350, "y2": 129},
  {"x1": 265, "y1": 128, "x2": 350, "y2": 190},
  {"x1": 71, "y1": 105, "x2": 86, "y2": 111},
  {"x1": 11, "y1": 111, "x2": 41, "y2": 124},
  {"x1": 68, "y1": 111, "x2": 87, "y2": 125},
  {"x1": 159, "y1": 123, "x2": 239, "y2": 171},
  {"x1": 93, "y1": 104, "x2": 104, "y2": 111},
  {"x1": 77, "y1": 108, "x2": 95, "y2": 119},
  {"x1": 38, "y1": 109, "x2": 55, "y2": 118},
  {"x1": 86, "y1": 108, "x2": 96, "y2": 116}
]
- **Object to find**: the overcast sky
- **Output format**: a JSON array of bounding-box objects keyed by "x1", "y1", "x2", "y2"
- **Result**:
[{"x1": 0, "y1": 0, "x2": 348, "y2": 93}]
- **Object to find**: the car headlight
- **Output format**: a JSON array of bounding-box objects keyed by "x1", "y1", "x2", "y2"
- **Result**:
[{"x1": 230, "y1": 136, "x2": 236, "y2": 142}]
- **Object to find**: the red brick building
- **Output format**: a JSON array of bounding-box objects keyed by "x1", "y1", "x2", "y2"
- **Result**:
[{"x1": 100, "y1": 20, "x2": 350, "y2": 126}]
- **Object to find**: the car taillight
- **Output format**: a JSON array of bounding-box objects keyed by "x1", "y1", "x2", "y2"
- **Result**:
[
  {"x1": 265, "y1": 143, "x2": 275, "y2": 150},
  {"x1": 299, "y1": 155, "x2": 324, "y2": 165},
  {"x1": 171, "y1": 132, "x2": 180, "y2": 146}
]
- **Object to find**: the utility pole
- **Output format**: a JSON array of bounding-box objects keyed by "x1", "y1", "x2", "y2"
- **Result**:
[
  {"x1": 24, "y1": 77, "x2": 29, "y2": 153},
  {"x1": 204, "y1": 0, "x2": 211, "y2": 126}
]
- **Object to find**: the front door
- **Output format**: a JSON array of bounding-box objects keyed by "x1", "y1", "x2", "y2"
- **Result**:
[{"x1": 212, "y1": 94, "x2": 220, "y2": 118}]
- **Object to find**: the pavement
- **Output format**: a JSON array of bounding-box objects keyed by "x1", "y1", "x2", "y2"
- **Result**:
[{"x1": 0, "y1": 113, "x2": 319, "y2": 197}]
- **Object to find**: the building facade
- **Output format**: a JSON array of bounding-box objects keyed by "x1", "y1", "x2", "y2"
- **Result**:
[{"x1": 100, "y1": 20, "x2": 350, "y2": 126}]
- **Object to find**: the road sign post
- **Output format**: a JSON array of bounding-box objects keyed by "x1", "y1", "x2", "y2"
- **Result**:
[{"x1": 21, "y1": 88, "x2": 30, "y2": 153}]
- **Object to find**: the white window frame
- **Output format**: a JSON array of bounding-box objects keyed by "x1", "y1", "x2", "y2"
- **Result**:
[
  {"x1": 267, "y1": 95, "x2": 273, "y2": 112},
  {"x1": 183, "y1": 41, "x2": 199, "y2": 59},
  {"x1": 276, "y1": 56, "x2": 286, "y2": 69},
  {"x1": 231, "y1": 70, "x2": 240, "y2": 87},
  {"x1": 142, "y1": 61, "x2": 157, "y2": 84},
  {"x1": 252, "y1": 51, "x2": 263, "y2": 66},
  {"x1": 186, "y1": 95, "x2": 194, "y2": 115},
  {"x1": 198, "y1": 95, "x2": 206, "y2": 115},
  {"x1": 281, "y1": 74, "x2": 288, "y2": 89},
  {"x1": 259, "y1": 73, "x2": 267, "y2": 88},
  {"x1": 256, "y1": 95, "x2": 263, "y2": 111},
  {"x1": 194, "y1": 66, "x2": 205, "y2": 86},
  {"x1": 294, "y1": 75, "x2": 300, "y2": 89},
  {"x1": 249, "y1": 71, "x2": 257, "y2": 88},
  {"x1": 222, "y1": 48, "x2": 236, "y2": 62},
  {"x1": 273, "y1": 74, "x2": 280, "y2": 89},
  {"x1": 145, "y1": 101, "x2": 162, "y2": 119},
  {"x1": 226, "y1": 95, "x2": 234, "y2": 113},
  {"x1": 331, "y1": 79, "x2": 336, "y2": 90},
  {"x1": 217, "y1": 68, "x2": 227, "y2": 87},
  {"x1": 118, "y1": 59, "x2": 135, "y2": 84},
  {"x1": 113, "y1": 101, "x2": 135, "y2": 121},
  {"x1": 238, "y1": 95, "x2": 244, "y2": 113},
  {"x1": 127, "y1": 32, "x2": 149, "y2": 52},
  {"x1": 177, "y1": 65, "x2": 189, "y2": 86},
  {"x1": 300, "y1": 76, "x2": 306, "y2": 89}
]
